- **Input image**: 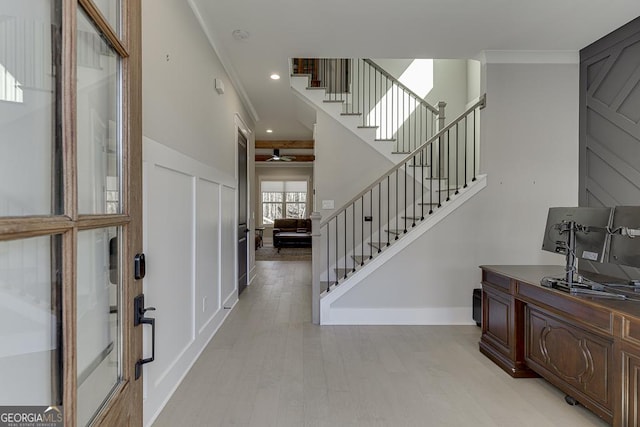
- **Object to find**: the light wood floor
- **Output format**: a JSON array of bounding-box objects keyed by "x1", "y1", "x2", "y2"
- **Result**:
[{"x1": 152, "y1": 260, "x2": 607, "y2": 427}]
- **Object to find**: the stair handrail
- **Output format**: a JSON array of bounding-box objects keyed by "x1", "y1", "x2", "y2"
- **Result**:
[
  {"x1": 320, "y1": 94, "x2": 486, "y2": 227},
  {"x1": 363, "y1": 59, "x2": 440, "y2": 115}
]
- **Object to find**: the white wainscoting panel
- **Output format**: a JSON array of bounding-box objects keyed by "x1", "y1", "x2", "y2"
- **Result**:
[
  {"x1": 142, "y1": 137, "x2": 236, "y2": 426},
  {"x1": 146, "y1": 165, "x2": 195, "y2": 386},
  {"x1": 196, "y1": 178, "x2": 221, "y2": 334}
]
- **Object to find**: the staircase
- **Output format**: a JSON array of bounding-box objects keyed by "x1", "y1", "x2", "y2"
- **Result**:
[
  {"x1": 291, "y1": 58, "x2": 445, "y2": 162},
  {"x1": 291, "y1": 58, "x2": 487, "y2": 325}
]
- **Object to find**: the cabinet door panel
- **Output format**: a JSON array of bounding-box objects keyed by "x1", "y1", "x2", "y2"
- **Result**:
[
  {"x1": 622, "y1": 348, "x2": 640, "y2": 426},
  {"x1": 526, "y1": 306, "x2": 613, "y2": 413},
  {"x1": 484, "y1": 287, "x2": 511, "y2": 354}
]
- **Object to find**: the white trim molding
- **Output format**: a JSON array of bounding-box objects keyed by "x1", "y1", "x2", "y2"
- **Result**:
[{"x1": 477, "y1": 50, "x2": 579, "y2": 65}]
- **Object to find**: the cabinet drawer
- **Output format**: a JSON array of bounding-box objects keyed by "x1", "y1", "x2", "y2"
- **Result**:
[
  {"x1": 525, "y1": 306, "x2": 613, "y2": 416},
  {"x1": 483, "y1": 270, "x2": 511, "y2": 291},
  {"x1": 622, "y1": 316, "x2": 640, "y2": 347},
  {"x1": 517, "y1": 281, "x2": 612, "y2": 334}
]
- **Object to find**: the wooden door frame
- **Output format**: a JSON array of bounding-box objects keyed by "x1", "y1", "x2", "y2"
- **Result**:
[
  {"x1": 61, "y1": 0, "x2": 143, "y2": 425},
  {"x1": 0, "y1": 0, "x2": 141, "y2": 424},
  {"x1": 85, "y1": 0, "x2": 143, "y2": 424}
]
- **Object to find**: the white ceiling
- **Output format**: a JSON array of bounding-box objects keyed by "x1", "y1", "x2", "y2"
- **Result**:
[{"x1": 190, "y1": 0, "x2": 640, "y2": 141}]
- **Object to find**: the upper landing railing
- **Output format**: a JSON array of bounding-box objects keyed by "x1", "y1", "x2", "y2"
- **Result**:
[{"x1": 292, "y1": 58, "x2": 445, "y2": 154}]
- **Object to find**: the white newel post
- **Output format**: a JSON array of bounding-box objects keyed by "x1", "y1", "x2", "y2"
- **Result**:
[{"x1": 311, "y1": 211, "x2": 322, "y2": 325}]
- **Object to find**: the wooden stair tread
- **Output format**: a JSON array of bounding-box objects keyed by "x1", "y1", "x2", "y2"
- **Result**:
[
  {"x1": 368, "y1": 242, "x2": 385, "y2": 250},
  {"x1": 351, "y1": 255, "x2": 370, "y2": 264},
  {"x1": 384, "y1": 229, "x2": 404, "y2": 235},
  {"x1": 333, "y1": 268, "x2": 356, "y2": 280}
]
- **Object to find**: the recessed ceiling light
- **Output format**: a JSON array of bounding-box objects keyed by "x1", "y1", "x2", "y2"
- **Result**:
[
  {"x1": 266, "y1": 129, "x2": 273, "y2": 133},
  {"x1": 231, "y1": 29, "x2": 250, "y2": 41},
  {"x1": 270, "y1": 74, "x2": 280, "y2": 80}
]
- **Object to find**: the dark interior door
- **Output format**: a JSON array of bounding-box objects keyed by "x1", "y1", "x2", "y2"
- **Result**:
[{"x1": 238, "y1": 131, "x2": 248, "y2": 294}]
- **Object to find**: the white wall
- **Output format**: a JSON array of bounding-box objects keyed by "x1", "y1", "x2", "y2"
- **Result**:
[
  {"x1": 426, "y1": 60, "x2": 469, "y2": 122},
  {"x1": 467, "y1": 60, "x2": 482, "y2": 105},
  {"x1": 326, "y1": 59, "x2": 579, "y2": 323},
  {"x1": 142, "y1": 0, "x2": 252, "y2": 177},
  {"x1": 141, "y1": 0, "x2": 255, "y2": 424},
  {"x1": 314, "y1": 109, "x2": 394, "y2": 220}
]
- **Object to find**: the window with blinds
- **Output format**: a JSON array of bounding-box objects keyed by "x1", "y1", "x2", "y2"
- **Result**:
[{"x1": 261, "y1": 180, "x2": 307, "y2": 225}]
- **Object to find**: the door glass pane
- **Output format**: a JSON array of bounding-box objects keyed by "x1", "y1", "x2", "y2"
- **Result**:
[
  {"x1": 77, "y1": 8, "x2": 121, "y2": 215},
  {"x1": 0, "y1": 1, "x2": 61, "y2": 216},
  {"x1": 90, "y1": 0, "x2": 121, "y2": 36},
  {"x1": 0, "y1": 235, "x2": 62, "y2": 405},
  {"x1": 77, "y1": 227, "x2": 121, "y2": 426}
]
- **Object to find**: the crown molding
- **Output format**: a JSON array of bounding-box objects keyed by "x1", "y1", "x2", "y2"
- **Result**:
[
  {"x1": 477, "y1": 50, "x2": 579, "y2": 65},
  {"x1": 188, "y1": 0, "x2": 260, "y2": 124}
]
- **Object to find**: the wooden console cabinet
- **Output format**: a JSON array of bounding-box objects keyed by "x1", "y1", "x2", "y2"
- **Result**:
[{"x1": 479, "y1": 265, "x2": 640, "y2": 426}]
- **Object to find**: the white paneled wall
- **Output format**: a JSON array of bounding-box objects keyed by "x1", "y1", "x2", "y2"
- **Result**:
[{"x1": 142, "y1": 137, "x2": 237, "y2": 426}]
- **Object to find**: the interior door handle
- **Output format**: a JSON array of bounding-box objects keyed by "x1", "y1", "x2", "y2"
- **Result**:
[{"x1": 134, "y1": 294, "x2": 156, "y2": 380}]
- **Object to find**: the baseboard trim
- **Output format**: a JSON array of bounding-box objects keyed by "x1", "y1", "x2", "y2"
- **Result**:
[{"x1": 321, "y1": 307, "x2": 475, "y2": 325}]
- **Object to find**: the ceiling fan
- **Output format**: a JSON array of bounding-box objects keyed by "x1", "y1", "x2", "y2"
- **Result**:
[{"x1": 266, "y1": 149, "x2": 296, "y2": 162}]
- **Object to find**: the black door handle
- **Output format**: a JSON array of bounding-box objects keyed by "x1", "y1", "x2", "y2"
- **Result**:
[{"x1": 134, "y1": 294, "x2": 156, "y2": 380}]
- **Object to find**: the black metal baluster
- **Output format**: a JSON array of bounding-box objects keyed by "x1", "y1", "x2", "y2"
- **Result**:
[
  {"x1": 387, "y1": 176, "x2": 390, "y2": 246},
  {"x1": 333, "y1": 59, "x2": 337, "y2": 102},
  {"x1": 421, "y1": 147, "x2": 425, "y2": 220},
  {"x1": 472, "y1": 109, "x2": 477, "y2": 181},
  {"x1": 352, "y1": 203, "x2": 356, "y2": 272},
  {"x1": 429, "y1": 143, "x2": 434, "y2": 214},
  {"x1": 334, "y1": 217, "x2": 339, "y2": 284},
  {"x1": 378, "y1": 182, "x2": 381, "y2": 252},
  {"x1": 343, "y1": 211, "x2": 347, "y2": 279},
  {"x1": 455, "y1": 123, "x2": 460, "y2": 195},
  {"x1": 464, "y1": 115, "x2": 468, "y2": 188},
  {"x1": 361, "y1": 196, "x2": 364, "y2": 265},
  {"x1": 412, "y1": 154, "x2": 416, "y2": 227},
  {"x1": 446, "y1": 131, "x2": 451, "y2": 202},
  {"x1": 437, "y1": 138, "x2": 442, "y2": 208},
  {"x1": 395, "y1": 170, "x2": 399, "y2": 239},
  {"x1": 349, "y1": 59, "x2": 352, "y2": 111},
  {"x1": 326, "y1": 223, "x2": 330, "y2": 290},
  {"x1": 404, "y1": 162, "x2": 407, "y2": 233},
  {"x1": 369, "y1": 190, "x2": 373, "y2": 259}
]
